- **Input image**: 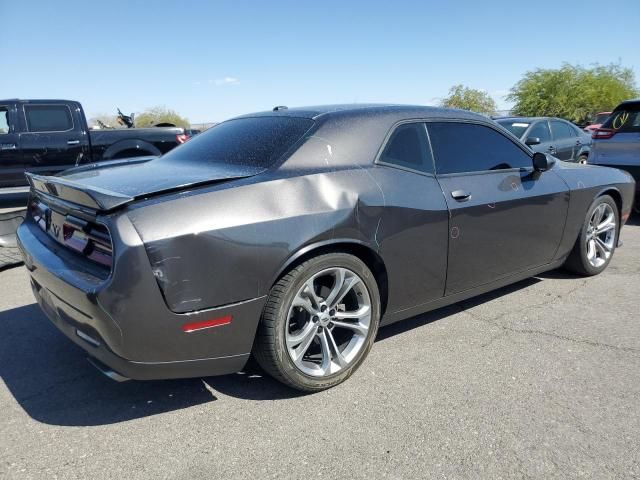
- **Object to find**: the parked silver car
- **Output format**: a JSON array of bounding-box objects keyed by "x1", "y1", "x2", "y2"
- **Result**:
[{"x1": 496, "y1": 117, "x2": 592, "y2": 163}]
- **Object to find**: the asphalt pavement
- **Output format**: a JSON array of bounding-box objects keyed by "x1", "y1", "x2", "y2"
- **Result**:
[{"x1": 1, "y1": 217, "x2": 639, "y2": 479}]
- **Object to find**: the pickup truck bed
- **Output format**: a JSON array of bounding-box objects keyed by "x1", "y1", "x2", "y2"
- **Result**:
[
  {"x1": 0, "y1": 98, "x2": 189, "y2": 256},
  {"x1": 0, "y1": 99, "x2": 187, "y2": 192}
]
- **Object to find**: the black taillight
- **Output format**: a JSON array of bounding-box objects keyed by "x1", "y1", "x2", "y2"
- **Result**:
[
  {"x1": 29, "y1": 199, "x2": 47, "y2": 230},
  {"x1": 62, "y1": 217, "x2": 113, "y2": 268}
]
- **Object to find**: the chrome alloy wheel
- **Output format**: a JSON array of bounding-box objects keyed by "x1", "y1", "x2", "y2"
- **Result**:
[
  {"x1": 285, "y1": 267, "x2": 372, "y2": 377},
  {"x1": 586, "y1": 202, "x2": 616, "y2": 268}
]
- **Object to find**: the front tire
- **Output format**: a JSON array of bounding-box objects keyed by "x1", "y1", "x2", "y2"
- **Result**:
[
  {"x1": 253, "y1": 253, "x2": 381, "y2": 392},
  {"x1": 564, "y1": 195, "x2": 619, "y2": 276}
]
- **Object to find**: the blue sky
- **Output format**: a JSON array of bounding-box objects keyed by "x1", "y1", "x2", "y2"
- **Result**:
[{"x1": 2, "y1": 0, "x2": 639, "y2": 123}]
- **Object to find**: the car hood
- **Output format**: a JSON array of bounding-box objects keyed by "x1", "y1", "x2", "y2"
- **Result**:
[{"x1": 26, "y1": 156, "x2": 264, "y2": 211}]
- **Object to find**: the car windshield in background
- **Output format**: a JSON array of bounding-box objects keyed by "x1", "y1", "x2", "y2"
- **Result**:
[
  {"x1": 162, "y1": 116, "x2": 314, "y2": 168},
  {"x1": 496, "y1": 120, "x2": 530, "y2": 138},
  {"x1": 594, "y1": 113, "x2": 610, "y2": 124},
  {"x1": 602, "y1": 104, "x2": 640, "y2": 133}
]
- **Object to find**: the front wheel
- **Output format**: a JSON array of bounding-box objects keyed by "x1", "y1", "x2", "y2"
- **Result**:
[
  {"x1": 253, "y1": 253, "x2": 381, "y2": 392},
  {"x1": 564, "y1": 195, "x2": 619, "y2": 276}
]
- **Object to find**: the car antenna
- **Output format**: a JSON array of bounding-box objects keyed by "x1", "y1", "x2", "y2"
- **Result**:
[{"x1": 273, "y1": 105, "x2": 288, "y2": 111}]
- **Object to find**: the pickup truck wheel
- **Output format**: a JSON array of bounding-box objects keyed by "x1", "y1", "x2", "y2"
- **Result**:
[
  {"x1": 253, "y1": 253, "x2": 381, "y2": 392},
  {"x1": 112, "y1": 149, "x2": 153, "y2": 159},
  {"x1": 578, "y1": 154, "x2": 588, "y2": 164},
  {"x1": 564, "y1": 195, "x2": 619, "y2": 276}
]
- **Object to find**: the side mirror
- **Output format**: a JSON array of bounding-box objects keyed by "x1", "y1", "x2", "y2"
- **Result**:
[
  {"x1": 525, "y1": 136, "x2": 541, "y2": 146},
  {"x1": 533, "y1": 152, "x2": 552, "y2": 172}
]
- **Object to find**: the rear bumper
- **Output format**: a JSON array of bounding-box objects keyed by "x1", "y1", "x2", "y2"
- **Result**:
[
  {"x1": 17, "y1": 216, "x2": 266, "y2": 381},
  {"x1": 30, "y1": 277, "x2": 251, "y2": 380}
]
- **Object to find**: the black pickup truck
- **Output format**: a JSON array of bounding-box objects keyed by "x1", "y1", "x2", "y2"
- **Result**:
[{"x1": 0, "y1": 99, "x2": 188, "y2": 207}]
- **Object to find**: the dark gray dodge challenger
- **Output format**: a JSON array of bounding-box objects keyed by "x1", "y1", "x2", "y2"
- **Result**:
[{"x1": 17, "y1": 104, "x2": 636, "y2": 391}]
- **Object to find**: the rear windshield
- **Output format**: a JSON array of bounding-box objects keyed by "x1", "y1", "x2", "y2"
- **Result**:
[
  {"x1": 162, "y1": 116, "x2": 314, "y2": 168},
  {"x1": 496, "y1": 120, "x2": 530, "y2": 138},
  {"x1": 602, "y1": 103, "x2": 640, "y2": 133}
]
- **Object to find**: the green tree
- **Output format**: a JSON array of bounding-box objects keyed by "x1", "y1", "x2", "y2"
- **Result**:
[
  {"x1": 134, "y1": 106, "x2": 190, "y2": 128},
  {"x1": 440, "y1": 84, "x2": 497, "y2": 116},
  {"x1": 507, "y1": 63, "x2": 638, "y2": 124}
]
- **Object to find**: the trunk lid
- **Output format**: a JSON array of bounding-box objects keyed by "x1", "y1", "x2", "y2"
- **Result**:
[{"x1": 26, "y1": 156, "x2": 264, "y2": 211}]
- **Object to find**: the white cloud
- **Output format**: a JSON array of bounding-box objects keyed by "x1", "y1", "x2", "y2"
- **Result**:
[{"x1": 214, "y1": 76, "x2": 239, "y2": 86}]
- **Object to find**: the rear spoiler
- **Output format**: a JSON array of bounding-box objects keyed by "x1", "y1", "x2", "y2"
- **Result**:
[{"x1": 25, "y1": 173, "x2": 134, "y2": 211}]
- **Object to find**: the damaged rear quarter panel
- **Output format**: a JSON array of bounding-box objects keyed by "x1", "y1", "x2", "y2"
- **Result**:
[{"x1": 127, "y1": 168, "x2": 385, "y2": 313}]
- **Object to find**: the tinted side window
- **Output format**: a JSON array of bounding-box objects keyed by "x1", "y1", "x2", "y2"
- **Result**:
[
  {"x1": 25, "y1": 105, "x2": 73, "y2": 132},
  {"x1": 550, "y1": 121, "x2": 572, "y2": 140},
  {"x1": 0, "y1": 107, "x2": 9, "y2": 134},
  {"x1": 429, "y1": 123, "x2": 532, "y2": 174},
  {"x1": 379, "y1": 123, "x2": 433, "y2": 174},
  {"x1": 567, "y1": 123, "x2": 580, "y2": 136},
  {"x1": 528, "y1": 121, "x2": 551, "y2": 143}
]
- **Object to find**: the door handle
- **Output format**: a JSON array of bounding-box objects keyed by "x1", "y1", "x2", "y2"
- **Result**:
[
  {"x1": 0, "y1": 143, "x2": 17, "y2": 150},
  {"x1": 67, "y1": 140, "x2": 80, "y2": 145},
  {"x1": 451, "y1": 190, "x2": 471, "y2": 202}
]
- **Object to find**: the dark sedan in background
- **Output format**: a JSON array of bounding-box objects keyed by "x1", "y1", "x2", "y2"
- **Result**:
[
  {"x1": 496, "y1": 116, "x2": 592, "y2": 163},
  {"x1": 17, "y1": 105, "x2": 635, "y2": 391}
]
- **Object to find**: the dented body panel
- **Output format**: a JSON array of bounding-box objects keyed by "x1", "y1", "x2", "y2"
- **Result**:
[
  {"x1": 16, "y1": 104, "x2": 636, "y2": 381},
  {"x1": 129, "y1": 168, "x2": 385, "y2": 312}
]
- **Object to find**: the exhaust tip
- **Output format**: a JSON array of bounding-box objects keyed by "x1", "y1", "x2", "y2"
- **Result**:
[{"x1": 87, "y1": 357, "x2": 130, "y2": 382}]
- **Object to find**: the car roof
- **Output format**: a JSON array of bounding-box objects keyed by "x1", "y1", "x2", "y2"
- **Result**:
[
  {"x1": 616, "y1": 99, "x2": 640, "y2": 109},
  {"x1": 0, "y1": 99, "x2": 78, "y2": 104},
  {"x1": 233, "y1": 103, "x2": 489, "y2": 123},
  {"x1": 495, "y1": 116, "x2": 568, "y2": 123}
]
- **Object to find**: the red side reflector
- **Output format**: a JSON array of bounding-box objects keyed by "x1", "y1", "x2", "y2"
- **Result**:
[{"x1": 181, "y1": 315, "x2": 232, "y2": 333}]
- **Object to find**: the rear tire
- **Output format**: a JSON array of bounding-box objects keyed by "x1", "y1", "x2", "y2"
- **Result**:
[
  {"x1": 578, "y1": 154, "x2": 588, "y2": 164},
  {"x1": 564, "y1": 195, "x2": 619, "y2": 276},
  {"x1": 253, "y1": 253, "x2": 381, "y2": 392}
]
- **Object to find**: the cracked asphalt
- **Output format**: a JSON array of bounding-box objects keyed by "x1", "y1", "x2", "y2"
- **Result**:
[{"x1": 1, "y1": 217, "x2": 639, "y2": 479}]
